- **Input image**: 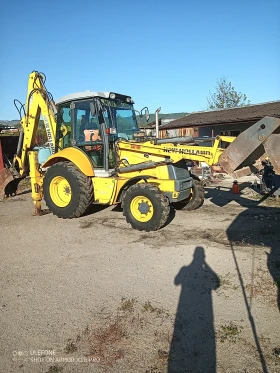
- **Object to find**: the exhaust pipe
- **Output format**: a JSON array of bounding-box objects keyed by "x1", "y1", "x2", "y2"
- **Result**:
[{"x1": 155, "y1": 107, "x2": 161, "y2": 138}]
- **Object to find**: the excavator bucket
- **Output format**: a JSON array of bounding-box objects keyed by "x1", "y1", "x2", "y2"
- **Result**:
[
  {"x1": 0, "y1": 168, "x2": 21, "y2": 198},
  {"x1": 0, "y1": 136, "x2": 21, "y2": 199},
  {"x1": 219, "y1": 116, "x2": 280, "y2": 178}
]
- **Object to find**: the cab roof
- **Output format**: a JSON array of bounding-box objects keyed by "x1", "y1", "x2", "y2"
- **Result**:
[{"x1": 55, "y1": 91, "x2": 133, "y2": 105}]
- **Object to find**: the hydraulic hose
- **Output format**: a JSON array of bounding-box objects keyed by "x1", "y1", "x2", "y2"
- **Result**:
[{"x1": 16, "y1": 128, "x2": 24, "y2": 156}]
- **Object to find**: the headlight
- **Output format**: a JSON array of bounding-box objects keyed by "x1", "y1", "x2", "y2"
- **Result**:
[
  {"x1": 126, "y1": 97, "x2": 131, "y2": 103},
  {"x1": 110, "y1": 93, "x2": 116, "y2": 99}
]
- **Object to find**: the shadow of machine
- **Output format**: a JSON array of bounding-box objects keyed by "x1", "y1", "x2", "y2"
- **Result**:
[
  {"x1": 226, "y1": 204, "x2": 279, "y2": 373},
  {"x1": 226, "y1": 205, "x2": 280, "y2": 311},
  {"x1": 205, "y1": 184, "x2": 279, "y2": 373},
  {"x1": 205, "y1": 183, "x2": 280, "y2": 311}
]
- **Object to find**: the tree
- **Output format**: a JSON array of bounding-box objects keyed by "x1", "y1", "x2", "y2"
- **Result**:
[
  {"x1": 36, "y1": 127, "x2": 48, "y2": 145},
  {"x1": 206, "y1": 77, "x2": 250, "y2": 109}
]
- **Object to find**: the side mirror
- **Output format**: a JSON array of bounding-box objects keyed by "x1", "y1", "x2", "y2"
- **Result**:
[
  {"x1": 145, "y1": 108, "x2": 150, "y2": 122},
  {"x1": 139, "y1": 107, "x2": 149, "y2": 122}
]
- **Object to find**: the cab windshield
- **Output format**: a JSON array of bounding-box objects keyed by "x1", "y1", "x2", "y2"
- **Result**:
[{"x1": 100, "y1": 98, "x2": 139, "y2": 140}]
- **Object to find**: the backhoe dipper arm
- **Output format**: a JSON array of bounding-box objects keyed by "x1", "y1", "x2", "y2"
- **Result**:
[{"x1": 14, "y1": 71, "x2": 57, "y2": 176}]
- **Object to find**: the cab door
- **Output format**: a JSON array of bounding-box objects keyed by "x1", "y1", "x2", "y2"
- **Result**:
[{"x1": 71, "y1": 99, "x2": 106, "y2": 169}]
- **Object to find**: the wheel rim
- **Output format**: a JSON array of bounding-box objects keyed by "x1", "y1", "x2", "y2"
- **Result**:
[
  {"x1": 130, "y1": 195, "x2": 154, "y2": 222},
  {"x1": 49, "y1": 176, "x2": 72, "y2": 207}
]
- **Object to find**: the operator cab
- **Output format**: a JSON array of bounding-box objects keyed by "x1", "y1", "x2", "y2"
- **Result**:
[{"x1": 56, "y1": 91, "x2": 140, "y2": 172}]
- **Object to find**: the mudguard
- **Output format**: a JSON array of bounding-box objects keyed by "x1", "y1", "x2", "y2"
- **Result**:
[{"x1": 42, "y1": 147, "x2": 95, "y2": 177}]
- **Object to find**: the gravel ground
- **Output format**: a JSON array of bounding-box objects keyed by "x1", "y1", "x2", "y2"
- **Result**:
[{"x1": 0, "y1": 176, "x2": 280, "y2": 373}]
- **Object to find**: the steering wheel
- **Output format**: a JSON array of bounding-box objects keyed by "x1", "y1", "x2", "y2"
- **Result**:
[{"x1": 114, "y1": 136, "x2": 129, "y2": 144}]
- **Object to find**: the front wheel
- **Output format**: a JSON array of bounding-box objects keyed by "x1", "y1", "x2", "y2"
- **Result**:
[
  {"x1": 174, "y1": 175, "x2": 204, "y2": 211},
  {"x1": 122, "y1": 183, "x2": 170, "y2": 231},
  {"x1": 43, "y1": 161, "x2": 93, "y2": 218}
]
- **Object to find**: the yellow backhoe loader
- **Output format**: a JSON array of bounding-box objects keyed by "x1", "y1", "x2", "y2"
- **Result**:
[{"x1": 6, "y1": 71, "x2": 277, "y2": 231}]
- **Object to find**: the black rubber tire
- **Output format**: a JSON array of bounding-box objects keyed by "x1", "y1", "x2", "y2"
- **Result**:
[
  {"x1": 122, "y1": 183, "x2": 170, "y2": 231},
  {"x1": 175, "y1": 175, "x2": 205, "y2": 211},
  {"x1": 43, "y1": 161, "x2": 93, "y2": 219}
]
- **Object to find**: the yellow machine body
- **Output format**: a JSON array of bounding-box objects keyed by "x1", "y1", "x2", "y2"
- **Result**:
[
  {"x1": 43, "y1": 147, "x2": 95, "y2": 177},
  {"x1": 6, "y1": 71, "x2": 238, "y2": 230}
]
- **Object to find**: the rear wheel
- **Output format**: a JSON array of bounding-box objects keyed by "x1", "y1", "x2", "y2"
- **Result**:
[
  {"x1": 174, "y1": 175, "x2": 204, "y2": 211},
  {"x1": 122, "y1": 183, "x2": 170, "y2": 231},
  {"x1": 43, "y1": 161, "x2": 93, "y2": 218}
]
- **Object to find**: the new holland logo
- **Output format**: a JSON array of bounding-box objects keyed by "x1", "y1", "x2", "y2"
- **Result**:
[
  {"x1": 163, "y1": 147, "x2": 211, "y2": 156},
  {"x1": 43, "y1": 116, "x2": 55, "y2": 154}
]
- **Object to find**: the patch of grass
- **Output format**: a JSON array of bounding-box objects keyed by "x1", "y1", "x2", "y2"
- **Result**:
[
  {"x1": 273, "y1": 347, "x2": 280, "y2": 358},
  {"x1": 64, "y1": 340, "x2": 77, "y2": 354},
  {"x1": 259, "y1": 334, "x2": 270, "y2": 343},
  {"x1": 217, "y1": 322, "x2": 243, "y2": 343},
  {"x1": 119, "y1": 297, "x2": 137, "y2": 313},
  {"x1": 130, "y1": 314, "x2": 146, "y2": 329},
  {"x1": 76, "y1": 334, "x2": 81, "y2": 343},
  {"x1": 79, "y1": 221, "x2": 94, "y2": 229},
  {"x1": 83, "y1": 325, "x2": 90, "y2": 335},
  {"x1": 154, "y1": 330, "x2": 172, "y2": 344},
  {"x1": 143, "y1": 301, "x2": 157, "y2": 313},
  {"x1": 145, "y1": 367, "x2": 162, "y2": 373},
  {"x1": 143, "y1": 301, "x2": 166, "y2": 317},
  {"x1": 46, "y1": 366, "x2": 63, "y2": 373},
  {"x1": 218, "y1": 274, "x2": 231, "y2": 287},
  {"x1": 86, "y1": 318, "x2": 127, "y2": 362},
  {"x1": 157, "y1": 349, "x2": 169, "y2": 362},
  {"x1": 95, "y1": 320, "x2": 127, "y2": 344},
  {"x1": 61, "y1": 299, "x2": 175, "y2": 371}
]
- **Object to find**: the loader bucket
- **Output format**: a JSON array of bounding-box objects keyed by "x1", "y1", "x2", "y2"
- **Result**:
[
  {"x1": 263, "y1": 133, "x2": 280, "y2": 174},
  {"x1": 219, "y1": 116, "x2": 280, "y2": 178}
]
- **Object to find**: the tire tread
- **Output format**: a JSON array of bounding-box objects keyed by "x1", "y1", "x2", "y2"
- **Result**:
[
  {"x1": 122, "y1": 183, "x2": 170, "y2": 231},
  {"x1": 43, "y1": 161, "x2": 93, "y2": 218}
]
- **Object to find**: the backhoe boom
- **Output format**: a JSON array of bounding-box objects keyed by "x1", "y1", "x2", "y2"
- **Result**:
[{"x1": 15, "y1": 71, "x2": 57, "y2": 176}]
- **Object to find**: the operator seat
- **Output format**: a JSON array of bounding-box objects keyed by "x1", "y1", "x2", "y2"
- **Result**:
[
  {"x1": 86, "y1": 121, "x2": 99, "y2": 130},
  {"x1": 84, "y1": 121, "x2": 102, "y2": 152}
]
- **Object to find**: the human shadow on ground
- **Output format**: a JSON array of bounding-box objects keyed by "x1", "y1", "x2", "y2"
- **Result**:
[{"x1": 168, "y1": 247, "x2": 220, "y2": 373}]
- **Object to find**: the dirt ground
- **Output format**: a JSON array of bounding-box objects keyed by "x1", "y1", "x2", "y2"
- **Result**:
[{"x1": 0, "y1": 176, "x2": 280, "y2": 373}]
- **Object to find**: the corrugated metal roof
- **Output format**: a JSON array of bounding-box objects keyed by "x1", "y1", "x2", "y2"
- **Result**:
[{"x1": 159, "y1": 101, "x2": 280, "y2": 129}]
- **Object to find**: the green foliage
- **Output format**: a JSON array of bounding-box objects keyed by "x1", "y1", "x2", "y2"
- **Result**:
[
  {"x1": 207, "y1": 77, "x2": 250, "y2": 109},
  {"x1": 36, "y1": 127, "x2": 48, "y2": 145}
]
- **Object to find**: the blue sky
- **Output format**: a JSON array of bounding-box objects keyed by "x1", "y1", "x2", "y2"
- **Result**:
[{"x1": 0, "y1": 0, "x2": 279, "y2": 119}]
